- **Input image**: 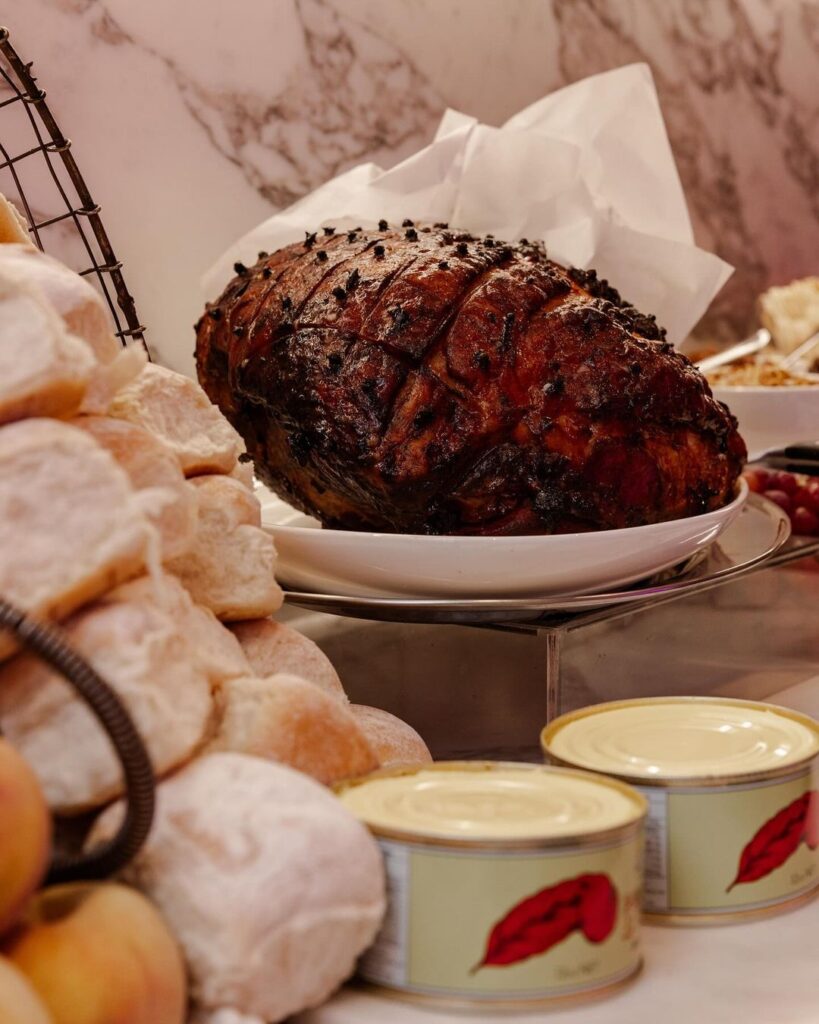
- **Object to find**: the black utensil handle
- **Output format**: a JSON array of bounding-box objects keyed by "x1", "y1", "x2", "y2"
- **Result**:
[
  {"x1": 781, "y1": 442, "x2": 819, "y2": 462},
  {"x1": 0, "y1": 598, "x2": 155, "y2": 881},
  {"x1": 758, "y1": 458, "x2": 819, "y2": 477}
]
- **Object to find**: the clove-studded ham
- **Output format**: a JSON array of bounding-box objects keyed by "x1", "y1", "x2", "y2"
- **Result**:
[{"x1": 195, "y1": 224, "x2": 746, "y2": 535}]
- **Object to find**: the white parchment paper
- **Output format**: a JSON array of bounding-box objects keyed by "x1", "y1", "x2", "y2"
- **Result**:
[{"x1": 204, "y1": 64, "x2": 731, "y2": 344}]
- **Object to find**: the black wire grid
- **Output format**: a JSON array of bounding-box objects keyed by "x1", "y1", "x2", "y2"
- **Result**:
[
  {"x1": 0, "y1": 26, "x2": 154, "y2": 875},
  {"x1": 0, "y1": 25, "x2": 145, "y2": 348}
]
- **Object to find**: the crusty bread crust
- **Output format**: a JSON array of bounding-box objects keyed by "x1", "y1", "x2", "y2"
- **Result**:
[
  {"x1": 209, "y1": 672, "x2": 377, "y2": 784},
  {"x1": 350, "y1": 704, "x2": 432, "y2": 768},
  {"x1": 229, "y1": 618, "x2": 346, "y2": 702},
  {"x1": 0, "y1": 195, "x2": 34, "y2": 248}
]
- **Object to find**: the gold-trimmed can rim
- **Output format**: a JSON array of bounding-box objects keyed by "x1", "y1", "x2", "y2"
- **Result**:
[
  {"x1": 334, "y1": 759, "x2": 647, "y2": 849},
  {"x1": 541, "y1": 696, "x2": 819, "y2": 788}
]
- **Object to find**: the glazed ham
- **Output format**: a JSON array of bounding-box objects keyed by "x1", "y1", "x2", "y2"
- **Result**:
[{"x1": 196, "y1": 224, "x2": 746, "y2": 535}]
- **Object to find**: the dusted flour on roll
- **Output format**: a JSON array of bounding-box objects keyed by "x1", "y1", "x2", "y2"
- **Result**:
[
  {"x1": 209, "y1": 673, "x2": 377, "y2": 784},
  {"x1": 350, "y1": 705, "x2": 432, "y2": 768},
  {"x1": 0, "y1": 273, "x2": 96, "y2": 425},
  {"x1": 111, "y1": 574, "x2": 253, "y2": 688},
  {"x1": 0, "y1": 242, "x2": 118, "y2": 364},
  {"x1": 229, "y1": 619, "x2": 346, "y2": 702},
  {"x1": 0, "y1": 419, "x2": 149, "y2": 657},
  {"x1": 73, "y1": 416, "x2": 198, "y2": 561},
  {"x1": 108, "y1": 362, "x2": 244, "y2": 476},
  {"x1": 0, "y1": 576, "x2": 215, "y2": 813},
  {"x1": 168, "y1": 475, "x2": 282, "y2": 621},
  {"x1": 89, "y1": 753, "x2": 385, "y2": 1023}
]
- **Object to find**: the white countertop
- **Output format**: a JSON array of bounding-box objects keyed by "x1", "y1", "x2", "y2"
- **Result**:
[{"x1": 296, "y1": 899, "x2": 817, "y2": 1024}]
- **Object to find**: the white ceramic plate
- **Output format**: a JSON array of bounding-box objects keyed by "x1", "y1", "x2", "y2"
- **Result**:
[
  {"x1": 258, "y1": 479, "x2": 749, "y2": 600},
  {"x1": 712, "y1": 384, "x2": 819, "y2": 460}
]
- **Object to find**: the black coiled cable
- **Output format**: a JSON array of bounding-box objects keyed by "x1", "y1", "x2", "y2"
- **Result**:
[{"x1": 0, "y1": 597, "x2": 155, "y2": 881}]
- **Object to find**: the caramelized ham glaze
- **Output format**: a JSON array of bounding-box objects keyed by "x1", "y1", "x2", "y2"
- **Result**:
[{"x1": 196, "y1": 224, "x2": 745, "y2": 534}]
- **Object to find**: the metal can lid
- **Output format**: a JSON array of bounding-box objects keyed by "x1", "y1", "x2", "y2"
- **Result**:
[
  {"x1": 335, "y1": 761, "x2": 645, "y2": 846},
  {"x1": 542, "y1": 697, "x2": 819, "y2": 786}
]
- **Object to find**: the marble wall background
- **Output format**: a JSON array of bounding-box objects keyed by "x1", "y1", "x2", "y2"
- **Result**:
[{"x1": 1, "y1": 0, "x2": 817, "y2": 370}]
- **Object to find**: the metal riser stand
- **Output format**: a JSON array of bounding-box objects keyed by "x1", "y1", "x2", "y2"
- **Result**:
[{"x1": 283, "y1": 545, "x2": 819, "y2": 760}]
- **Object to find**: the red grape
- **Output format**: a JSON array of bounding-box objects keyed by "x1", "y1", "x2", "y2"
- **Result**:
[
  {"x1": 763, "y1": 489, "x2": 793, "y2": 513},
  {"x1": 748, "y1": 468, "x2": 772, "y2": 491},
  {"x1": 792, "y1": 506, "x2": 819, "y2": 536},
  {"x1": 743, "y1": 469, "x2": 766, "y2": 494},
  {"x1": 804, "y1": 480, "x2": 819, "y2": 514},
  {"x1": 769, "y1": 471, "x2": 799, "y2": 495}
]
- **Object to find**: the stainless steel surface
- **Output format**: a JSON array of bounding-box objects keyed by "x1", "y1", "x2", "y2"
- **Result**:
[
  {"x1": 694, "y1": 328, "x2": 771, "y2": 373},
  {"x1": 283, "y1": 493, "x2": 792, "y2": 626}
]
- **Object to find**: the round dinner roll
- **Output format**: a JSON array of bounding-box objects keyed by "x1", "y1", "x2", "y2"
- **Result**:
[
  {"x1": 229, "y1": 619, "x2": 346, "y2": 702},
  {"x1": 0, "y1": 575, "x2": 215, "y2": 814},
  {"x1": 108, "y1": 362, "x2": 244, "y2": 476},
  {"x1": 350, "y1": 705, "x2": 433, "y2": 768},
  {"x1": 168, "y1": 475, "x2": 282, "y2": 621},
  {"x1": 0, "y1": 194, "x2": 35, "y2": 247},
  {"x1": 73, "y1": 415, "x2": 198, "y2": 561},
  {"x1": 0, "y1": 271, "x2": 96, "y2": 425},
  {"x1": 112, "y1": 573, "x2": 253, "y2": 688},
  {"x1": 0, "y1": 242, "x2": 118, "y2": 363},
  {"x1": 0, "y1": 418, "x2": 149, "y2": 659},
  {"x1": 210, "y1": 673, "x2": 377, "y2": 785},
  {"x1": 89, "y1": 753, "x2": 386, "y2": 1023}
]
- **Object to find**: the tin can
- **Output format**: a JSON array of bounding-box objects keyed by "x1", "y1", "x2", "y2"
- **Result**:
[
  {"x1": 541, "y1": 697, "x2": 819, "y2": 924},
  {"x1": 336, "y1": 761, "x2": 646, "y2": 1009}
]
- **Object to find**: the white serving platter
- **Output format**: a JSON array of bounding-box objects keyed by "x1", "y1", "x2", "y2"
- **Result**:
[{"x1": 258, "y1": 479, "x2": 749, "y2": 601}]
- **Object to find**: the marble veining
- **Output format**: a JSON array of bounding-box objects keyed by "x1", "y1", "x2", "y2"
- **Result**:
[{"x1": 1, "y1": 0, "x2": 817, "y2": 368}]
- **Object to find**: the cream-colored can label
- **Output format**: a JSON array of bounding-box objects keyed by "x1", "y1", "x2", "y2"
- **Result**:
[
  {"x1": 638, "y1": 769, "x2": 817, "y2": 914},
  {"x1": 359, "y1": 834, "x2": 643, "y2": 1001}
]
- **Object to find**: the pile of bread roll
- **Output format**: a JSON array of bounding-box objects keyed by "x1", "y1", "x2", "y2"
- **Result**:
[{"x1": 0, "y1": 195, "x2": 430, "y2": 1023}]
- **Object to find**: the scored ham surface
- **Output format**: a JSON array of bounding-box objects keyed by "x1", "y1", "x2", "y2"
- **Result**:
[{"x1": 195, "y1": 224, "x2": 746, "y2": 535}]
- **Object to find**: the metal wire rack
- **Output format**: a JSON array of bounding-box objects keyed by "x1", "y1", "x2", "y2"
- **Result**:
[{"x1": 0, "y1": 25, "x2": 145, "y2": 348}]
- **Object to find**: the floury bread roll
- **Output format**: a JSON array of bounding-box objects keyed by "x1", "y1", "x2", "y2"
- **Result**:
[
  {"x1": 111, "y1": 574, "x2": 253, "y2": 687},
  {"x1": 108, "y1": 362, "x2": 244, "y2": 476},
  {"x1": 73, "y1": 416, "x2": 198, "y2": 561},
  {"x1": 0, "y1": 242, "x2": 119, "y2": 364},
  {"x1": 0, "y1": 575, "x2": 215, "y2": 814},
  {"x1": 350, "y1": 705, "x2": 432, "y2": 768},
  {"x1": 209, "y1": 674, "x2": 377, "y2": 785},
  {"x1": 0, "y1": 272, "x2": 95, "y2": 425},
  {"x1": 0, "y1": 419, "x2": 149, "y2": 658},
  {"x1": 89, "y1": 753, "x2": 386, "y2": 1023},
  {"x1": 0, "y1": 194, "x2": 34, "y2": 247},
  {"x1": 759, "y1": 277, "x2": 819, "y2": 355},
  {"x1": 229, "y1": 619, "x2": 346, "y2": 702},
  {"x1": 168, "y1": 475, "x2": 282, "y2": 620}
]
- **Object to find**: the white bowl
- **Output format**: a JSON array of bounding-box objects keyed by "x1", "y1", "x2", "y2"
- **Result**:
[
  {"x1": 258, "y1": 480, "x2": 749, "y2": 600},
  {"x1": 713, "y1": 385, "x2": 819, "y2": 460}
]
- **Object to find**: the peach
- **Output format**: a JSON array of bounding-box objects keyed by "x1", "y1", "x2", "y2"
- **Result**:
[
  {"x1": 0, "y1": 738, "x2": 51, "y2": 935},
  {"x1": 4, "y1": 883, "x2": 186, "y2": 1024},
  {"x1": 0, "y1": 956, "x2": 53, "y2": 1024}
]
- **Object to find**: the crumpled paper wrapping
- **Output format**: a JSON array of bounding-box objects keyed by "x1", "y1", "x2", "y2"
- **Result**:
[{"x1": 205, "y1": 63, "x2": 731, "y2": 345}]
